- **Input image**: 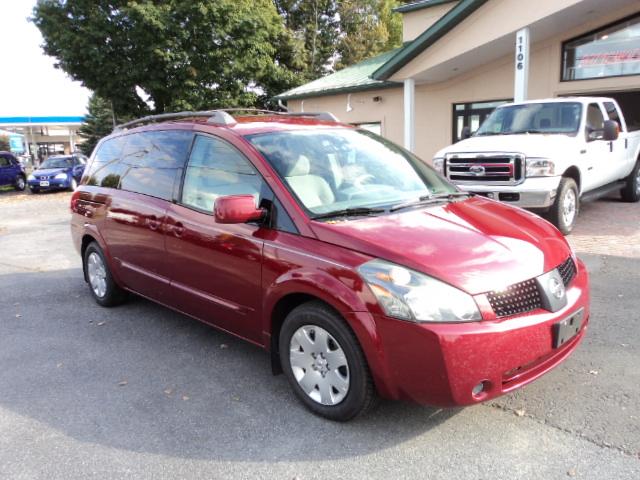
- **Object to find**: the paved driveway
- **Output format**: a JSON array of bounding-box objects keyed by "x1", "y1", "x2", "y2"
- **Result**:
[{"x1": 0, "y1": 191, "x2": 638, "y2": 479}]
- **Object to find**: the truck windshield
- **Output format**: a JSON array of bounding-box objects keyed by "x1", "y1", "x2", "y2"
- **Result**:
[
  {"x1": 475, "y1": 102, "x2": 582, "y2": 136},
  {"x1": 246, "y1": 128, "x2": 456, "y2": 216}
]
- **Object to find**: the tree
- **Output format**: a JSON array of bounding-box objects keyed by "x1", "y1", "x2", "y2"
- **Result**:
[
  {"x1": 78, "y1": 94, "x2": 116, "y2": 156},
  {"x1": 336, "y1": 0, "x2": 404, "y2": 70},
  {"x1": 32, "y1": 0, "x2": 304, "y2": 118}
]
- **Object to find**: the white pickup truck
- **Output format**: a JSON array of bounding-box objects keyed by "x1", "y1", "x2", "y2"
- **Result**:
[{"x1": 432, "y1": 97, "x2": 640, "y2": 234}]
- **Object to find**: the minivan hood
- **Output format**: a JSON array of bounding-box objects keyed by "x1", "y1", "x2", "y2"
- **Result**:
[
  {"x1": 435, "y1": 134, "x2": 578, "y2": 159},
  {"x1": 309, "y1": 197, "x2": 572, "y2": 295}
]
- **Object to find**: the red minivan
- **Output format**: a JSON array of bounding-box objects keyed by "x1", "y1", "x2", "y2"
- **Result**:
[{"x1": 71, "y1": 110, "x2": 589, "y2": 421}]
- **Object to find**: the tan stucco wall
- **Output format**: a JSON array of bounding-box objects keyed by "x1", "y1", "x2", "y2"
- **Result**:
[
  {"x1": 402, "y1": 3, "x2": 456, "y2": 42},
  {"x1": 287, "y1": 2, "x2": 640, "y2": 162}
]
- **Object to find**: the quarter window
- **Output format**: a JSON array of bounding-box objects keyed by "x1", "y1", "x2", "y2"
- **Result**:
[
  {"x1": 85, "y1": 136, "x2": 128, "y2": 188},
  {"x1": 181, "y1": 135, "x2": 264, "y2": 213}
]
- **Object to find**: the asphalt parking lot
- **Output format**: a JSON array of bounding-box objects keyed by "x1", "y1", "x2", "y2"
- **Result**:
[{"x1": 0, "y1": 190, "x2": 638, "y2": 480}]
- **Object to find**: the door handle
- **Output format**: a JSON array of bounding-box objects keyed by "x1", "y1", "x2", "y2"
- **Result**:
[
  {"x1": 172, "y1": 221, "x2": 185, "y2": 237},
  {"x1": 148, "y1": 215, "x2": 161, "y2": 231}
]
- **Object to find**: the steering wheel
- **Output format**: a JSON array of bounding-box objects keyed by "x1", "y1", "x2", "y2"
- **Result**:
[{"x1": 353, "y1": 173, "x2": 375, "y2": 188}]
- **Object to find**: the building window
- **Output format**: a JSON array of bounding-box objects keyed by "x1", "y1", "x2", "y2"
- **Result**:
[
  {"x1": 562, "y1": 13, "x2": 640, "y2": 81},
  {"x1": 452, "y1": 100, "x2": 510, "y2": 142}
]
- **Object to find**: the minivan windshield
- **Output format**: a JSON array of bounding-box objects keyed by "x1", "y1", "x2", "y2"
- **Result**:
[
  {"x1": 475, "y1": 102, "x2": 582, "y2": 136},
  {"x1": 246, "y1": 128, "x2": 456, "y2": 216},
  {"x1": 41, "y1": 156, "x2": 73, "y2": 169}
]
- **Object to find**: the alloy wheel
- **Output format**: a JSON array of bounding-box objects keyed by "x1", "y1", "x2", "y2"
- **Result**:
[
  {"x1": 562, "y1": 188, "x2": 577, "y2": 228},
  {"x1": 289, "y1": 325, "x2": 350, "y2": 406},
  {"x1": 87, "y1": 252, "x2": 108, "y2": 298}
]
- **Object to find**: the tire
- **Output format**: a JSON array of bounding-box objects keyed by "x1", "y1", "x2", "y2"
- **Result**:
[
  {"x1": 29, "y1": 187, "x2": 39, "y2": 194},
  {"x1": 279, "y1": 301, "x2": 377, "y2": 421},
  {"x1": 14, "y1": 175, "x2": 26, "y2": 191},
  {"x1": 69, "y1": 177, "x2": 78, "y2": 191},
  {"x1": 83, "y1": 242, "x2": 127, "y2": 307},
  {"x1": 549, "y1": 177, "x2": 579, "y2": 235},
  {"x1": 620, "y1": 160, "x2": 640, "y2": 203}
]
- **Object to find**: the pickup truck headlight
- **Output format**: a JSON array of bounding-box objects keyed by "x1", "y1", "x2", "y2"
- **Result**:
[
  {"x1": 526, "y1": 158, "x2": 555, "y2": 177},
  {"x1": 358, "y1": 259, "x2": 481, "y2": 323},
  {"x1": 54, "y1": 173, "x2": 68, "y2": 180},
  {"x1": 432, "y1": 157, "x2": 445, "y2": 174}
]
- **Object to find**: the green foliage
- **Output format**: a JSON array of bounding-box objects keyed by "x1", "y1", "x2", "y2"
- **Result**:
[
  {"x1": 78, "y1": 94, "x2": 116, "y2": 156},
  {"x1": 32, "y1": 0, "x2": 304, "y2": 117},
  {"x1": 0, "y1": 135, "x2": 10, "y2": 151}
]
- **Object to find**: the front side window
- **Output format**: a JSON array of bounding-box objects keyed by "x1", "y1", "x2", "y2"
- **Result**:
[
  {"x1": 586, "y1": 103, "x2": 605, "y2": 131},
  {"x1": 562, "y1": 14, "x2": 640, "y2": 81},
  {"x1": 181, "y1": 135, "x2": 264, "y2": 213},
  {"x1": 476, "y1": 102, "x2": 583, "y2": 136},
  {"x1": 246, "y1": 128, "x2": 455, "y2": 216}
]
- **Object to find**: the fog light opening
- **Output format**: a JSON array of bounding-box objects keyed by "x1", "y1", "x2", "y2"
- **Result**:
[{"x1": 472, "y1": 380, "x2": 491, "y2": 400}]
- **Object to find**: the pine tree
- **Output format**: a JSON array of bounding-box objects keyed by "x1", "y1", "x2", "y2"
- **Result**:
[{"x1": 78, "y1": 94, "x2": 115, "y2": 156}]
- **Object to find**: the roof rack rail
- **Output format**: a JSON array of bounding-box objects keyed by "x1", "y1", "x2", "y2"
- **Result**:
[
  {"x1": 113, "y1": 109, "x2": 339, "y2": 132},
  {"x1": 114, "y1": 110, "x2": 237, "y2": 132}
]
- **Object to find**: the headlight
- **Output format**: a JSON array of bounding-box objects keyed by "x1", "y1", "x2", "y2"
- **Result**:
[
  {"x1": 54, "y1": 173, "x2": 68, "y2": 180},
  {"x1": 358, "y1": 259, "x2": 481, "y2": 323},
  {"x1": 27, "y1": 174, "x2": 35, "y2": 181},
  {"x1": 432, "y1": 157, "x2": 445, "y2": 174},
  {"x1": 526, "y1": 158, "x2": 555, "y2": 177}
]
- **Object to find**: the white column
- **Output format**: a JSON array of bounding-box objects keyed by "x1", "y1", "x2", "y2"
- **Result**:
[
  {"x1": 403, "y1": 78, "x2": 415, "y2": 152},
  {"x1": 514, "y1": 27, "x2": 530, "y2": 103}
]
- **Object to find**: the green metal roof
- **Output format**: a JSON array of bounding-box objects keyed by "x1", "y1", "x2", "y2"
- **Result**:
[
  {"x1": 373, "y1": 0, "x2": 488, "y2": 80},
  {"x1": 394, "y1": 0, "x2": 458, "y2": 14},
  {"x1": 274, "y1": 49, "x2": 402, "y2": 101}
]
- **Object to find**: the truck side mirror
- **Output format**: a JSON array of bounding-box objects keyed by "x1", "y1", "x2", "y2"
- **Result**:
[
  {"x1": 602, "y1": 120, "x2": 619, "y2": 141},
  {"x1": 460, "y1": 126, "x2": 472, "y2": 140}
]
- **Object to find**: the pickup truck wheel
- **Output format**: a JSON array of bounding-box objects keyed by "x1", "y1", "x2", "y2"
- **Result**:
[
  {"x1": 549, "y1": 178, "x2": 579, "y2": 235},
  {"x1": 620, "y1": 161, "x2": 640, "y2": 203},
  {"x1": 279, "y1": 301, "x2": 377, "y2": 421}
]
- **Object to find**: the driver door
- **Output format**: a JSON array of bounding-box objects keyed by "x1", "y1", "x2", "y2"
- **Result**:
[{"x1": 582, "y1": 102, "x2": 613, "y2": 192}]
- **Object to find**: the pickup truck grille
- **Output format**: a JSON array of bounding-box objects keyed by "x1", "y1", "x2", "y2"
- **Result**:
[{"x1": 444, "y1": 153, "x2": 524, "y2": 186}]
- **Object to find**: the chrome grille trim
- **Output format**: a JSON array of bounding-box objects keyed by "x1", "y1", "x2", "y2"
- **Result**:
[{"x1": 444, "y1": 152, "x2": 525, "y2": 186}]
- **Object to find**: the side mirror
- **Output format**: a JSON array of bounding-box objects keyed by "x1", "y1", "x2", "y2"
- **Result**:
[
  {"x1": 603, "y1": 120, "x2": 619, "y2": 141},
  {"x1": 214, "y1": 195, "x2": 265, "y2": 224},
  {"x1": 460, "y1": 126, "x2": 472, "y2": 140}
]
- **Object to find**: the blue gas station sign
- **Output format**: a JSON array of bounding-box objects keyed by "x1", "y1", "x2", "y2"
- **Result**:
[{"x1": 9, "y1": 135, "x2": 24, "y2": 153}]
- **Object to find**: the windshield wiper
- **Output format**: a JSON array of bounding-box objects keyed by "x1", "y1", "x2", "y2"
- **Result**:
[
  {"x1": 511, "y1": 129, "x2": 545, "y2": 134},
  {"x1": 390, "y1": 192, "x2": 472, "y2": 212},
  {"x1": 311, "y1": 207, "x2": 385, "y2": 221}
]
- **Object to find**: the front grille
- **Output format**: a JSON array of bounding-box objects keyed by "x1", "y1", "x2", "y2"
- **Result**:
[
  {"x1": 487, "y1": 278, "x2": 543, "y2": 318},
  {"x1": 444, "y1": 153, "x2": 524, "y2": 185},
  {"x1": 558, "y1": 257, "x2": 576, "y2": 287}
]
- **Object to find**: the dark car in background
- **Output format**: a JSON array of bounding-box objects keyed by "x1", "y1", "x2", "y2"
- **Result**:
[
  {"x1": 27, "y1": 154, "x2": 87, "y2": 193},
  {"x1": 0, "y1": 151, "x2": 27, "y2": 191}
]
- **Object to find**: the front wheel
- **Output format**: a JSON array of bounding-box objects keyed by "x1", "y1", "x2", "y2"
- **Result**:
[
  {"x1": 14, "y1": 175, "x2": 26, "y2": 191},
  {"x1": 620, "y1": 161, "x2": 640, "y2": 203},
  {"x1": 83, "y1": 242, "x2": 127, "y2": 307},
  {"x1": 279, "y1": 301, "x2": 377, "y2": 421},
  {"x1": 549, "y1": 178, "x2": 579, "y2": 235},
  {"x1": 69, "y1": 177, "x2": 78, "y2": 191}
]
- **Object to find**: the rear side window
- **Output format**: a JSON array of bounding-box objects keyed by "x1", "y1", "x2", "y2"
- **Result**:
[
  {"x1": 181, "y1": 135, "x2": 264, "y2": 212},
  {"x1": 603, "y1": 102, "x2": 621, "y2": 125},
  {"x1": 85, "y1": 136, "x2": 128, "y2": 188},
  {"x1": 0, "y1": 155, "x2": 10, "y2": 167},
  {"x1": 119, "y1": 130, "x2": 193, "y2": 200}
]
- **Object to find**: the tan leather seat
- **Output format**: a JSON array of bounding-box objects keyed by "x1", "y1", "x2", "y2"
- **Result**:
[{"x1": 285, "y1": 155, "x2": 335, "y2": 209}]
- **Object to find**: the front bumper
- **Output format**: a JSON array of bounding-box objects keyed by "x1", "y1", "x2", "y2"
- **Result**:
[
  {"x1": 456, "y1": 176, "x2": 562, "y2": 209},
  {"x1": 357, "y1": 258, "x2": 590, "y2": 406},
  {"x1": 28, "y1": 178, "x2": 71, "y2": 190}
]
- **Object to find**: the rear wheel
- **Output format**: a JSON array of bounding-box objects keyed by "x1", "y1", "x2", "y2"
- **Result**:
[
  {"x1": 14, "y1": 175, "x2": 26, "y2": 191},
  {"x1": 279, "y1": 301, "x2": 377, "y2": 421},
  {"x1": 83, "y1": 242, "x2": 127, "y2": 307},
  {"x1": 549, "y1": 177, "x2": 579, "y2": 235},
  {"x1": 620, "y1": 160, "x2": 640, "y2": 203}
]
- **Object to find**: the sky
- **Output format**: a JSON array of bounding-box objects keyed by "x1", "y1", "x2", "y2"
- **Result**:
[{"x1": 0, "y1": 0, "x2": 90, "y2": 116}]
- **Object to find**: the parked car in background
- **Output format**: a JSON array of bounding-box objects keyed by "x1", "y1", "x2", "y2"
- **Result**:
[
  {"x1": 0, "y1": 151, "x2": 27, "y2": 191},
  {"x1": 71, "y1": 110, "x2": 589, "y2": 421},
  {"x1": 433, "y1": 97, "x2": 640, "y2": 234},
  {"x1": 27, "y1": 154, "x2": 87, "y2": 193}
]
